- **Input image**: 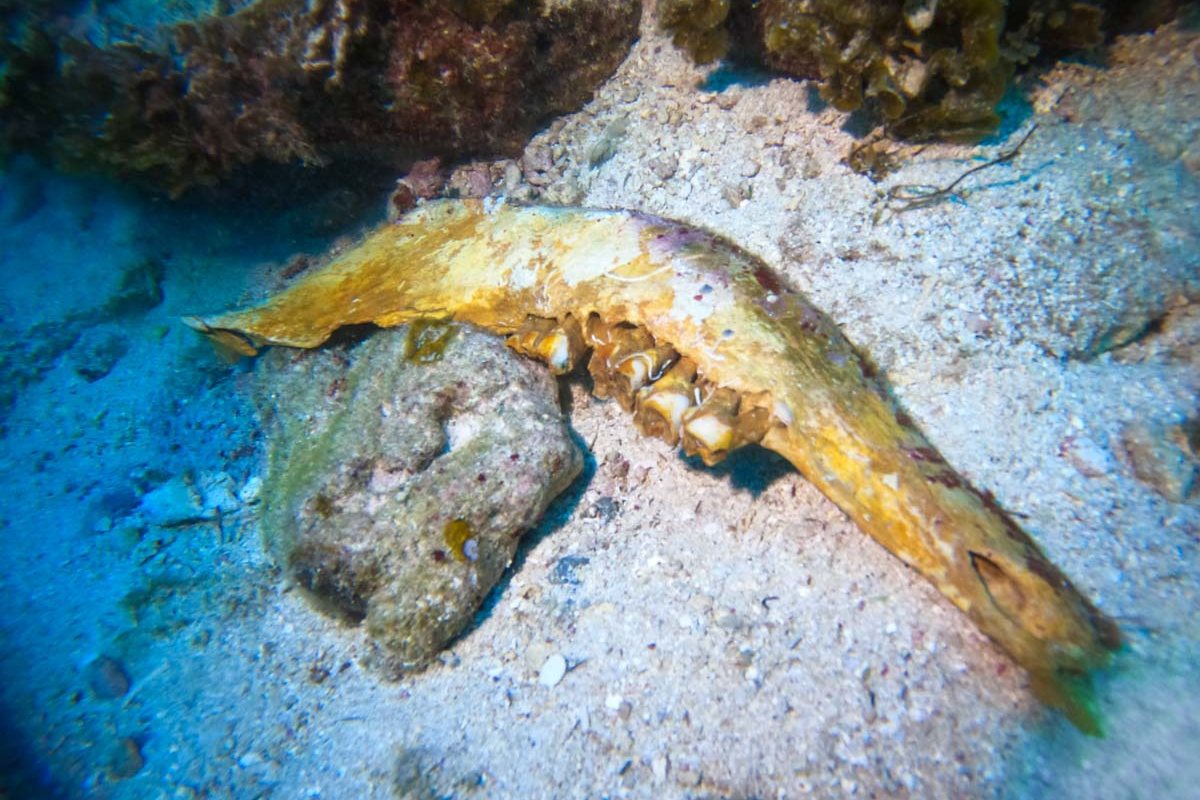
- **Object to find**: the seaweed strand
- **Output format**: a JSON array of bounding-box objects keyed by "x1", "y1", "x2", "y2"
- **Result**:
[{"x1": 885, "y1": 124, "x2": 1039, "y2": 214}]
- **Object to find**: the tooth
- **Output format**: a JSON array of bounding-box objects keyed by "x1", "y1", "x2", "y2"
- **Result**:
[
  {"x1": 732, "y1": 391, "x2": 773, "y2": 445},
  {"x1": 734, "y1": 406, "x2": 771, "y2": 444},
  {"x1": 681, "y1": 386, "x2": 740, "y2": 466},
  {"x1": 508, "y1": 316, "x2": 554, "y2": 353},
  {"x1": 634, "y1": 358, "x2": 697, "y2": 445},
  {"x1": 587, "y1": 321, "x2": 655, "y2": 410},
  {"x1": 507, "y1": 315, "x2": 585, "y2": 375},
  {"x1": 538, "y1": 315, "x2": 585, "y2": 374},
  {"x1": 614, "y1": 344, "x2": 677, "y2": 398}
]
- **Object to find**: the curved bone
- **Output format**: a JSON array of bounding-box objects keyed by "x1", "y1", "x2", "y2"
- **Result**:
[{"x1": 186, "y1": 199, "x2": 1121, "y2": 733}]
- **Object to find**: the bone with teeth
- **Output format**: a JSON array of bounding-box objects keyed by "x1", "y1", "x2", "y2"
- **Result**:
[{"x1": 188, "y1": 200, "x2": 1125, "y2": 733}]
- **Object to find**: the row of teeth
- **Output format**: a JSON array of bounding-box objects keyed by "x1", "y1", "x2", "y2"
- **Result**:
[{"x1": 507, "y1": 314, "x2": 775, "y2": 466}]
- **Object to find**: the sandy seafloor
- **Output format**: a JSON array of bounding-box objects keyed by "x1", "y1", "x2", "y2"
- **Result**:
[{"x1": 2, "y1": 5, "x2": 1199, "y2": 799}]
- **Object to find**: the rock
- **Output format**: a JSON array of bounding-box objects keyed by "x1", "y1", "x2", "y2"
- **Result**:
[
  {"x1": 388, "y1": 158, "x2": 446, "y2": 221},
  {"x1": 99, "y1": 257, "x2": 165, "y2": 319},
  {"x1": 648, "y1": 154, "x2": 678, "y2": 181},
  {"x1": 69, "y1": 327, "x2": 129, "y2": 383},
  {"x1": 197, "y1": 472, "x2": 240, "y2": 515},
  {"x1": 1113, "y1": 298, "x2": 1200, "y2": 366},
  {"x1": 583, "y1": 496, "x2": 618, "y2": 521},
  {"x1": 1119, "y1": 419, "x2": 1199, "y2": 502},
  {"x1": 85, "y1": 655, "x2": 130, "y2": 699},
  {"x1": 660, "y1": 0, "x2": 1137, "y2": 141},
  {"x1": 447, "y1": 162, "x2": 495, "y2": 199},
  {"x1": 238, "y1": 476, "x2": 263, "y2": 505},
  {"x1": 548, "y1": 555, "x2": 591, "y2": 585},
  {"x1": 139, "y1": 474, "x2": 207, "y2": 527},
  {"x1": 254, "y1": 324, "x2": 582, "y2": 675},
  {"x1": 586, "y1": 116, "x2": 629, "y2": 168},
  {"x1": 109, "y1": 737, "x2": 144, "y2": 780}
]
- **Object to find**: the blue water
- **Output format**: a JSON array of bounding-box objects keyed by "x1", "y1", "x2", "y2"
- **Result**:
[{"x1": 0, "y1": 154, "x2": 382, "y2": 796}]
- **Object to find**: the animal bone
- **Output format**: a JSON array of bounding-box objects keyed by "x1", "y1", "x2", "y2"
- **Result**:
[{"x1": 187, "y1": 199, "x2": 1121, "y2": 733}]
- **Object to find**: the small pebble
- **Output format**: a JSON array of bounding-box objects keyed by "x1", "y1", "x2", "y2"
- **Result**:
[
  {"x1": 548, "y1": 555, "x2": 590, "y2": 586},
  {"x1": 503, "y1": 161, "x2": 523, "y2": 193},
  {"x1": 140, "y1": 475, "x2": 205, "y2": 527},
  {"x1": 238, "y1": 476, "x2": 263, "y2": 504},
  {"x1": 199, "y1": 471, "x2": 239, "y2": 514},
  {"x1": 538, "y1": 653, "x2": 567, "y2": 687},
  {"x1": 605, "y1": 693, "x2": 623, "y2": 711},
  {"x1": 649, "y1": 154, "x2": 678, "y2": 181}
]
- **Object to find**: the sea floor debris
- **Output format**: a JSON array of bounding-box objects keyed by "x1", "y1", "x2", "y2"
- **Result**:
[{"x1": 191, "y1": 198, "x2": 1121, "y2": 732}]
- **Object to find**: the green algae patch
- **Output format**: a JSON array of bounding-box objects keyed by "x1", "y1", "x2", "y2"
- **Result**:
[
  {"x1": 404, "y1": 319, "x2": 457, "y2": 364},
  {"x1": 442, "y1": 519, "x2": 476, "y2": 563},
  {"x1": 253, "y1": 323, "x2": 582, "y2": 675}
]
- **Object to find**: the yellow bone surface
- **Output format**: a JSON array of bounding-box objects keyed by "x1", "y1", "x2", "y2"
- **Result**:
[{"x1": 188, "y1": 199, "x2": 1120, "y2": 732}]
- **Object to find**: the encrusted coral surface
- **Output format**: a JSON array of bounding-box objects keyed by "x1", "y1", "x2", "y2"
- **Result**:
[
  {"x1": 659, "y1": 0, "x2": 1165, "y2": 140},
  {"x1": 0, "y1": 0, "x2": 639, "y2": 193},
  {"x1": 253, "y1": 323, "x2": 582, "y2": 674}
]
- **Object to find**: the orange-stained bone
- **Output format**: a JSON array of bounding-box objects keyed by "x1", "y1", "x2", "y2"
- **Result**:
[{"x1": 186, "y1": 199, "x2": 1120, "y2": 733}]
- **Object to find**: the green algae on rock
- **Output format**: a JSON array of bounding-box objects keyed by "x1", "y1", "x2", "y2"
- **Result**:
[
  {"x1": 659, "y1": 0, "x2": 732, "y2": 64},
  {"x1": 253, "y1": 323, "x2": 582, "y2": 674}
]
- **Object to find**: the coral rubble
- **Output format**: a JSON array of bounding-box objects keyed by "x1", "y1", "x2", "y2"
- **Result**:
[
  {"x1": 0, "y1": 0, "x2": 639, "y2": 194},
  {"x1": 253, "y1": 323, "x2": 582, "y2": 674}
]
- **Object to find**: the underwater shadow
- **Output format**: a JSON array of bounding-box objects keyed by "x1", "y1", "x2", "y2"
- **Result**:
[
  {"x1": 681, "y1": 443, "x2": 794, "y2": 497},
  {"x1": 982, "y1": 86, "x2": 1036, "y2": 146},
  {"x1": 700, "y1": 62, "x2": 775, "y2": 93},
  {"x1": 0, "y1": 704, "x2": 73, "y2": 799}
]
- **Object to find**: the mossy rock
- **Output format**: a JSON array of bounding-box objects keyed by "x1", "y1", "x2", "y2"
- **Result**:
[{"x1": 253, "y1": 324, "x2": 582, "y2": 674}]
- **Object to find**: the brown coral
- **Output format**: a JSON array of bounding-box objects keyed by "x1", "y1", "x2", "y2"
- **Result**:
[{"x1": 1, "y1": 0, "x2": 640, "y2": 194}]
